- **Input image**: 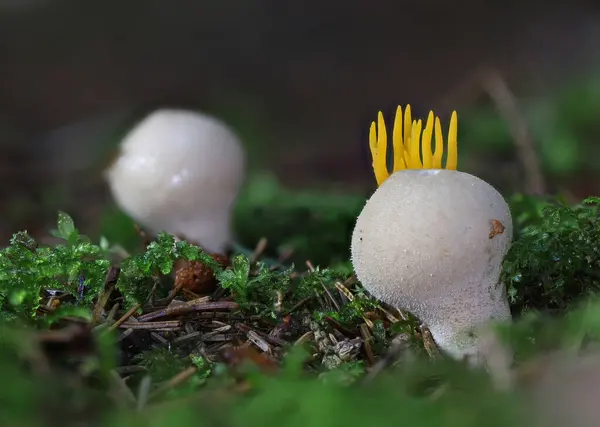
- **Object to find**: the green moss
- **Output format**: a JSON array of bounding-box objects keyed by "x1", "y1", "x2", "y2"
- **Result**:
[
  {"x1": 234, "y1": 173, "x2": 365, "y2": 267},
  {"x1": 2, "y1": 186, "x2": 600, "y2": 427},
  {"x1": 118, "y1": 232, "x2": 223, "y2": 307},
  {"x1": 502, "y1": 195, "x2": 600, "y2": 314},
  {"x1": 0, "y1": 212, "x2": 110, "y2": 320}
]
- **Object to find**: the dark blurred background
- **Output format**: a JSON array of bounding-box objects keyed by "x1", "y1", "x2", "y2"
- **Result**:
[{"x1": 1, "y1": 0, "x2": 600, "y2": 243}]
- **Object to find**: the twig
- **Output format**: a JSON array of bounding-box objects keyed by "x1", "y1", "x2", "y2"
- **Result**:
[
  {"x1": 323, "y1": 316, "x2": 358, "y2": 337},
  {"x1": 105, "y1": 302, "x2": 120, "y2": 324},
  {"x1": 136, "y1": 301, "x2": 239, "y2": 322},
  {"x1": 170, "y1": 331, "x2": 202, "y2": 345},
  {"x1": 195, "y1": 312, "x2": 262, "y2": 322},
  {"x1": 359, "y1": 323, "x2": 376, "y2": 366},
  {"x1": 250, "y1": 237, "x2": 268, "y2": 264},
  {"x1": 235, "y1": 323, "x2": 283, "y2": 349},
  {"x1": 282, "y1": 295, "x2": 313, "y2": 315},
  {"x1": 294, "y1": 331, "x2": 314, "y2": 346},
  {"x1": 277, "y1": 247, "x2": 294, "y2": 264},
  {"x1": 246, "y1": 330, "x2": 272, "y2": 353},
  {"x1": 108, "y1": 370, "x2": 138, "y2": 407},
  {"x1": 362, "y1": 333, "x2": 412, "y2": 384},
  {"x1": 119, "y1": 320, "x2": 180, "y2": 330},
  {"x1": 117, "y1": 328, "x2": 134, "y2": 342},
  {"x1": 90, "y1": 266, "x2": 120, "y2": 327},
  {"x1": 306, "y1": 260, "x2": 340, "y2": 311},
  {"x1": 107, "y1": 303, "x2": 141, "y2": 332},
  {"x1": 197, "y1": 326, "x2": 235, "y2": 343},
  {"x1": 419, "y1": 324, "x2": 442, "y2": 359},
  {"x1": 151, "y1": 332, "x2": 169, "y2": 345},
  {"x1": 149, "y1": 366, "x2": 198, "y2": 401},
  {"x1": 482, "y1": 69, "x2": 546, "y2": 195},
  {"x1": 274, "y1": 290, "x2": 283, "y2": 314},
  {"x1": 268, "y1": 315, "x2": 293, "y2": 345},
  {"x1": 437, "y1": 67, "x2": 494, "y2": 111},
  {"x1": 154, "y1": 282, "x2": 184, "y2": 307}
]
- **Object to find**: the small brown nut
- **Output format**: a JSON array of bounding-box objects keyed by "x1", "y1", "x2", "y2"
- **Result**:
[{"x1": 175, "y1": 254, "x2": 229, "y2": 294}]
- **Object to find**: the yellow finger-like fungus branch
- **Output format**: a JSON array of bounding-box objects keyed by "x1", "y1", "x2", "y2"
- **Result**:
[{"x1": 368, "y1": 105, "x2": 458, "y2": 186}]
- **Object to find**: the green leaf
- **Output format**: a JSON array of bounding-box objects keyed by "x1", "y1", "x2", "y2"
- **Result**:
[
  {"x1": 217, "y1": 254, "x2": 250, "y2": 300},
  {"x1": 57, "y1": 211, "x2": 77, "y2": 240}
]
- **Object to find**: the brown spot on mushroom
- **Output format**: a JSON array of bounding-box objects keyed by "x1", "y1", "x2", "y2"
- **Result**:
[{"x1": 489, "y1": 219, "x2": 505, "y2": 239}]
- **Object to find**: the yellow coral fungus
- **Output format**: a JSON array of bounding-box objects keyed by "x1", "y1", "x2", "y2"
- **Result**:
[{"x1": 369, "y1": 104, "x2": 458, "y2": 186}]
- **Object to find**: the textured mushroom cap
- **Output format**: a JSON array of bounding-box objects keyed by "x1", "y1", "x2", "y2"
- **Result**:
[
  {"x1": 106, "y1": 108, "x2": 246, "y2": 254},
  {"x1": 351, "y1": 169, "x2": 513, "y2": 359}
]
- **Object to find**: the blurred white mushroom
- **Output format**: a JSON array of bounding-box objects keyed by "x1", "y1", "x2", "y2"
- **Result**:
[
  {"x1": 351, "y1": 105, "x2": 513, "y2": 362},
  {"x1": 105, "y1": 108, "x2": 246, "y2": 254}
]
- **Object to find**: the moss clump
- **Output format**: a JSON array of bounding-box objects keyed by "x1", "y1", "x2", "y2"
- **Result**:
[
  {"x1": 502, "y1": 195, "x2": 600, "y2": 314},
  {"x1": 2, "y1": 190, "x2": 600, "y2": 427},
  {"x1": 0, "y1": 212, "x2": 110, "y2": 321},
  {"x1": 0, "y1": 213, "x2": 222, "y2": 323},
  {"x1": 0, "y1": 211, "x2": 411, "y2": 390},
  {"x1": 233, "y1": 173, "x2": 365, "y2": 266}
]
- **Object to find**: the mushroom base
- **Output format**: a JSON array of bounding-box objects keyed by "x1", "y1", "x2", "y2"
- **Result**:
[{"x1": 427, "y1": 298, "x2": 512, "y2": 363}]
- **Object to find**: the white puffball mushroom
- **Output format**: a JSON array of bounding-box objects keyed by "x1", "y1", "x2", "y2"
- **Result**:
[
  {"x1": 351, "y1": 105, "x2": 513, "y2": 362},
  {"x1": 105, "y1": 108, "x2": 246, "y2": 254},
  {"x1": 352, "y1": 169, "x2": 513, "y2": 359}
]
